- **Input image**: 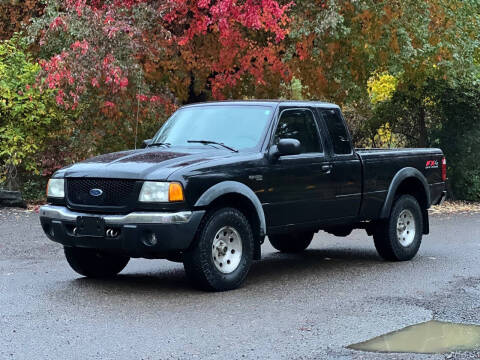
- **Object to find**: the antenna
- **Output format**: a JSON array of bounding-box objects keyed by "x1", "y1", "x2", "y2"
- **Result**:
[{"x1": 134, "y1": 91, "x2": 140, "y2": 150}]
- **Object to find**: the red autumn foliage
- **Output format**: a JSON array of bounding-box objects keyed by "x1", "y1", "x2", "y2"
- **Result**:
[{"x1": 37, "y1": 0, "x2": 292, "y2": 109}]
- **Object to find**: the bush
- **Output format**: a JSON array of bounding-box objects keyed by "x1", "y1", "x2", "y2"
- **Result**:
[
  {"x1": 370, "y1": 79, "x2": 480, "y2": 201},
  {"x1": 433, "y1": 84, "x2": 480, "y2": 201},
  {"x1": 0, "y1": 36, "x2": 67, "y2": 191},
  {"x1": 21, "y1": 177, "x2": 47, "y2": 203}
]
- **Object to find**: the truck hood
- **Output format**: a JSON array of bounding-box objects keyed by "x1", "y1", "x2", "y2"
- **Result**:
[{"x1": 56, "y1": 147, "x2": 231, "y2": 180}]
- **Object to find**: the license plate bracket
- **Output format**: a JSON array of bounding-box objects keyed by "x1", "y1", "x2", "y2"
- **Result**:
[{"x1": 76, "y1": 216, "x2": 105, "y2": 237}]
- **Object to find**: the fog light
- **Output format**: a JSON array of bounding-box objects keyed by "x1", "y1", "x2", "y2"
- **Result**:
[{"x1": 143, "y1": 233, "x2": 158, "y2": 247}]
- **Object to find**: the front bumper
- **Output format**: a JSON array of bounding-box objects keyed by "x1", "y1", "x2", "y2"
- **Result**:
[{"x1": 39, "y1": 205, "x2": 205, "y2": 256}]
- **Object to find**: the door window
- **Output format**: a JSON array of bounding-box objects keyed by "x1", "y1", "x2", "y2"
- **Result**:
[
  {"x1": 274, "y1": 109, "x2": 322, "y2": 154},
  {"x1": 322, "y1": 109, "x2": 352, "y2": 155}
]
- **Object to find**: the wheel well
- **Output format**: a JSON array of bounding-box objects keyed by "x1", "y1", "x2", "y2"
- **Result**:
[
  {"x1": 205, "y1": 193, "x2": 262, "y2": 259},
  {"x1": 394, "y1": 177, "x2": 428, "y2": 209}
]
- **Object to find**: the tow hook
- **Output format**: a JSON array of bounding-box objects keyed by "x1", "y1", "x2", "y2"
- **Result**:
[{"x1": 106, "y1": 228, "x2": 119, "y2": 238}]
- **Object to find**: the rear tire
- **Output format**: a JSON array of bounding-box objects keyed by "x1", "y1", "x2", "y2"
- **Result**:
[
  {"x1": 373, "y1": 195, "x2": 423, "y2": 261},
  {"x1": 183, "y1": 207, "x2": 254, "y2": 291},
  {"x1": 64, "y1": 247, "x2": 130, "y2": 277},
  {"x1": 269, "y1": 232, "x2": 314, "y2": 253}
]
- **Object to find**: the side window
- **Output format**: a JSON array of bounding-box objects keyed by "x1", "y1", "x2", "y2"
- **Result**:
[
  {"x1": 274, "y1": 109, "x2": 322, "y2": 154},
  {"x1": 322, "y1": 109, "x2": 352, "y2": 155}
]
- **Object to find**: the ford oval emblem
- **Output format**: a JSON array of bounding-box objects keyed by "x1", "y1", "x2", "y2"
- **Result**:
[{"x1": 89, "y1": 188, "x2": 103, "y2": 197}]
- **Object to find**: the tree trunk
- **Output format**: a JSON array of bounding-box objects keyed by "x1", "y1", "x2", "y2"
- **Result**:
[
  {"x1": 418, "y1": 104, "x2": 427, "y2": 147},
  {"x1": 185, "y1": 72, "x2": 208, "y2": 104}
]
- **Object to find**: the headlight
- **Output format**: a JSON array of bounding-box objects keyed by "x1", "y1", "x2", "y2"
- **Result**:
[
  {"x1": 139, "y1": 182, "x2": 184, "y2": 202},
  {"x1": 47, "y1": 179, "x2": 65, "y2": 198}
]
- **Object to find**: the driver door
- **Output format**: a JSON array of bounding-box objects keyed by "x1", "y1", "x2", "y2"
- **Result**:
[{"x1": 262, "y1": 108, "x2": 336, "y2": 228}]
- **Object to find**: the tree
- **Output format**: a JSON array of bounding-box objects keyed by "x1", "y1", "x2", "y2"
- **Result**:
[
  {"x1": 286, "y1": 0, "x2": 480, "y2": 203},
  {"x1": 26, "y1": 0, "x2": 292, "y2": 153},
  {"x1": 288, "y1": 0, "x2": 480, "y2": 109},
  {"x1": 29, "y1": 0, "x2": 292, "y2": 105},
  {"x1": 13, "y1": 0, "x2": 479, "y2": 201}
]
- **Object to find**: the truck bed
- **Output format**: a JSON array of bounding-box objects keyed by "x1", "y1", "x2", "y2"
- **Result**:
[{"x1": 355, "y1": 148, "x2": 445, "y2": 219}]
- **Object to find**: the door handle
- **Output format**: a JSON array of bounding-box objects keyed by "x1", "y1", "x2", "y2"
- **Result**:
[{"x1": 322, "y1": 164, "x2": 333, "y2": 174}]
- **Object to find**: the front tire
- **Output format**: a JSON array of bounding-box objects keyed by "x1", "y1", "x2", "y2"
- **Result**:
[
  {"x1": 64, "y1": 247, "x2": 130, "y2": 278},
  {"x1": 183, "y1": 207, "x2": 254, "y2": 291},
  {"x1": 373, "y1": 195, "x2": 423, "y2": 261},
  {"x1": 269, "y1": 232, "x2": 314, "y2": 253}
]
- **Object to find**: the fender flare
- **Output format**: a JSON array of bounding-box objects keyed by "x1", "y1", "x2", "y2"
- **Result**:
[
  {"x1": 380, "y1": 167, "x2": 431, "y2": 219},
  {"x1": 194, "y1": 181, "x2": 266, "y2": 237}
]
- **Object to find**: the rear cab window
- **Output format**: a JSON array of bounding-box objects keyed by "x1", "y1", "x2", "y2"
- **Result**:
[{"x1": 320, "y1": 108, "x2": 352, "y2": 155}]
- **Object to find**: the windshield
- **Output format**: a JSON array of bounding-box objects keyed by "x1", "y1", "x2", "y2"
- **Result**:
[{"x1": 152, "y1": 105, "x2": 273, "y2": 151}]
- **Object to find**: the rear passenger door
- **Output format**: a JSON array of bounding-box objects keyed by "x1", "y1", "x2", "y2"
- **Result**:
[
  {"x1": 318, "y1": 108, "x2": 362, "y2": 219},
  {"x1": 262, "y1": 108, "x2": 336, "y2": 228}
]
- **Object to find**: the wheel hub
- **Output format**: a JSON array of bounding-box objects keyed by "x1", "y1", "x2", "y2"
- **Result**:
[
  {"x1": 215, "y1": 240, "x2": 228, "y2": 257},
  {"x1": 212, "y1": 226, "x2": 242, "y2": 274},
  {"x1": 397, "y1": 209, "x2": 416, "y2": 247}
]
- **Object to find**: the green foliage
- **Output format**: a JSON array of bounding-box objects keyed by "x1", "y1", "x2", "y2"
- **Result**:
[
  {"x1": 369, "y1": 84, "x2": 428, "y2": 147},
  {"x1": 21, "y1": 177, "x2": 48, "y2": 202},
  {"x1": 0, "y1": 36, "x2": 66, "y2": 190},
  {"x1": 371, "y1": 78, "x2": 480, "y2": 200},
  {"x1": 432, "y1": 83, "x2": 480, "y2": 201}
]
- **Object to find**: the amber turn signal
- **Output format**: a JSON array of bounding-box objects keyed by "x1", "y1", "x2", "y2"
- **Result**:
[{"x1": 168, "y1": 182, "x2": 185, "y2": 202}]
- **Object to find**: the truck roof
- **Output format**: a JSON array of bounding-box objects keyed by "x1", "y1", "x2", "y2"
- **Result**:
[{"x1": 181, "y1": 100, "x2": 340, "y2": 109}]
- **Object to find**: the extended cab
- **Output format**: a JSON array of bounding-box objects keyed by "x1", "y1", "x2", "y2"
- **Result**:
[{"x1": 40, "y1": 101, "x2": 447, "y2": 291}]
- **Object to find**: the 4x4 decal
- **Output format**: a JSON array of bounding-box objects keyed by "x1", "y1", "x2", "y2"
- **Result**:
[{"x1": 425, "y1": 160, "x2": 439, "y2": 169}]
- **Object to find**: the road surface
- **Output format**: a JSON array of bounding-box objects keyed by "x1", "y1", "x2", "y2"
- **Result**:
[{"x1": 1, "y1": 208, "x2": 479, "y2": 359}]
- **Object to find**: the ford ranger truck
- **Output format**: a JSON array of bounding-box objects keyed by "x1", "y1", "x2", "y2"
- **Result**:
[{"x1": 40, "y1": 101, "x2": 447, "y2": 291}]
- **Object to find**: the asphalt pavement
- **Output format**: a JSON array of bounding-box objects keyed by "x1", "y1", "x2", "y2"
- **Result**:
[{"x1": 1, "y1": 208, "x2": 479, "y2": 359}]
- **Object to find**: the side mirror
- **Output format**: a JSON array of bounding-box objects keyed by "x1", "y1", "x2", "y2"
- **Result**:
[
  {"x1": 142, "y1": 139, "x2": 153, "y2": 148},
  {"x1": 269, "y1": 138, "x2": 301, "y2": 160}
]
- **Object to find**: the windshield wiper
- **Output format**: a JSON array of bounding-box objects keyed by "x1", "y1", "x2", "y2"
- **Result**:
[
  {"x1": 148, "y1": 142, "x2": 171, "y2": 148},
  {"x1": 187, "y1": 140, "x2": 238, "y2": 153}
]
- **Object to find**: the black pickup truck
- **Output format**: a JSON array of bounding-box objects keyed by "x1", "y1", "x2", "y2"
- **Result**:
[{"x1": 40, "y1": 101, "x2": 447, "y2": 291}]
